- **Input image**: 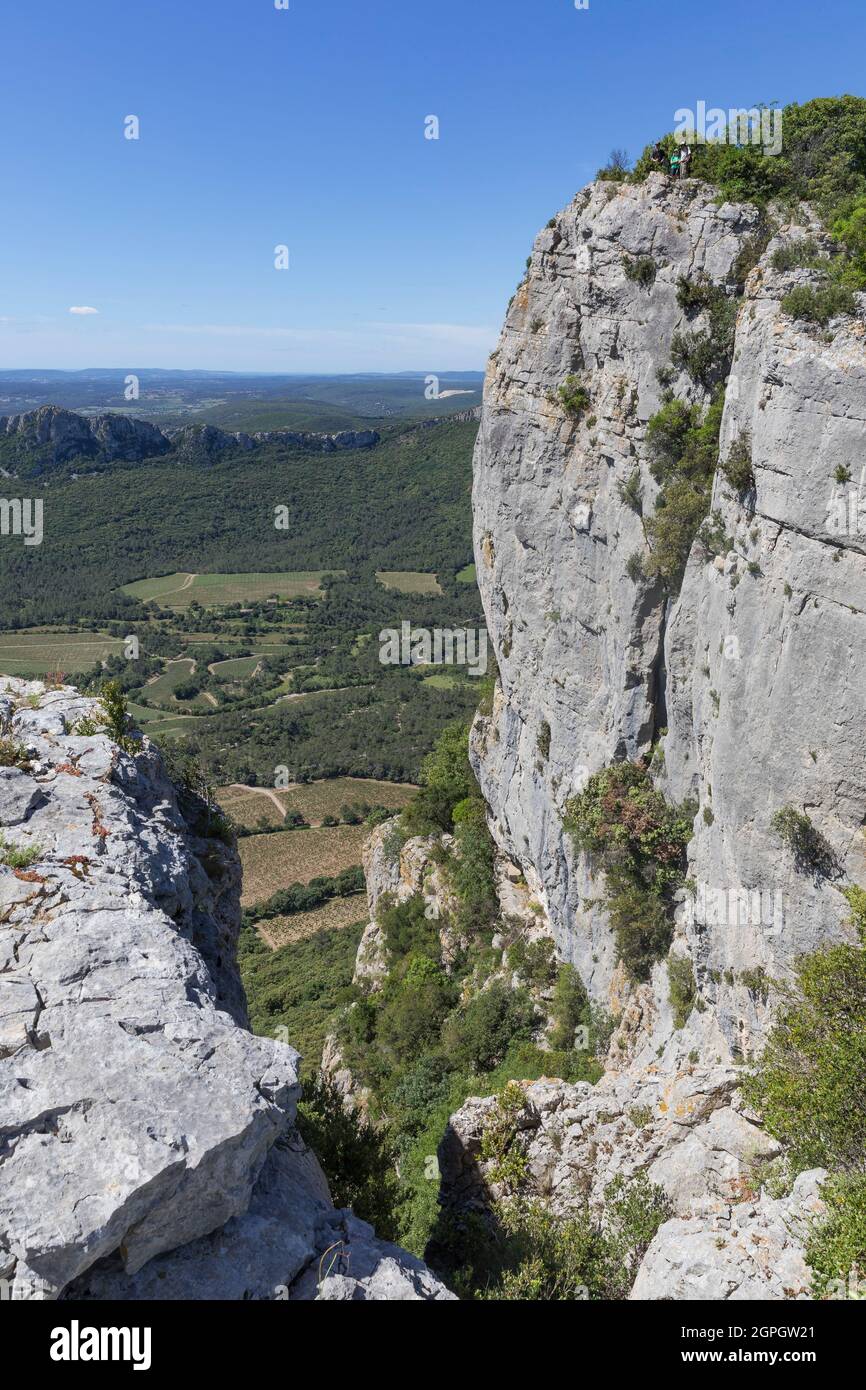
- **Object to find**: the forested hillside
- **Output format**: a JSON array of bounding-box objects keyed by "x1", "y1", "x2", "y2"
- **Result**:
[{"x1": 0, "y1": 417, "x2": 478, "y2": 627}]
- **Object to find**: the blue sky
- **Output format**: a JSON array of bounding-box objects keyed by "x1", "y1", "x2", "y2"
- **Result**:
[{"x1": 1, "y1": 0, "x2": 865, "y2": 372}]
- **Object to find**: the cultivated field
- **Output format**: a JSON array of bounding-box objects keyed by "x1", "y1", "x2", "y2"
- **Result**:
[
  {"x1": 217, "y1": 786, "x2": 286, "y2": 829},
  {"x1": 138, "y1": 658, "x2": 213, "y2": 711},
  {"x1": 238, "y1": 825, "x2": 369, "y2": 905},
  {"x1": 422, "y1": 671, "x2": 470, "y2": 689},
  {"x1": 375, "y1": 570, "x2": 442, "y2": 594},
  {"x1": 140, "y1": 713, "x2": 212, "y2": 739},
  {"x1": 218, "y1": 776, "x2": 416, "y2": 830},
  {"x1": 0, "y1": 631, "x2": 126, "y2": 677},
  {"x1": 120, "y1": 571, "x2": 332, "y2": 609},
  {"x1": 282, "y1": 776, "x2": 416, "y2": 823},
  {"x1": 255, "y1": 894, "x2": 368, "y2": 949},
  {"x1": 209, "y1": 655, "x2": 262, "y2": 679}
]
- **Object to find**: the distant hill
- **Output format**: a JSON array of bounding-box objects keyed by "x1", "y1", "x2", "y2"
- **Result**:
[
  {"x1": 0, "y1": 413, "x2": 480, "y2": 626},
  {"x1": 0, "y1": 369, "x2": 484, "y2": 426},
  {"x1": 0, "y1": 404, "x2": 382, "y2": 479}
]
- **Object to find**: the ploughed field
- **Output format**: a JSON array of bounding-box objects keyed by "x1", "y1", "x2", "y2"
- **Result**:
[
  {"x1": 238, "y1": 825, "x2": 370, "y2": 906},
  {"x1": 254, "y1": 895, "x2": 367, "y2": 950}
]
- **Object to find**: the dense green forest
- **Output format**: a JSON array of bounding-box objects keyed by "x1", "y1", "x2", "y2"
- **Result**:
[{"x1": 0, "y1": 418, "x2": 478, "y2": 627}]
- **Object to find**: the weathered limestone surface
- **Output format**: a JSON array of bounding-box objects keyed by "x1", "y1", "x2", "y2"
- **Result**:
[
  {"x1": 661, "y1": 234, "x2": 866, "y2": 1048},
  {"x1": 440, "y1": 1071, "x2": 779, "y2": 1222},
  {"x1": 0, "y1": 679, "x2": 452, "y2": 1301},
  {"x1": 470, "y1": 176, "x2": 866, "y2": 1053},
  {"x1": 470, "y1": 174, "x2": 764, "y2": 1005},
  {"x1": 457, "y1": 176, "x2": 866, "y2": 1299},
  {"x1": 630, "y1": 1170, "x2": 827, "y2": 1301}
]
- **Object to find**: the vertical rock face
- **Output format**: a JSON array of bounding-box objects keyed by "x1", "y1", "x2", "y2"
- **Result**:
[
  {"x1": 471, "y1": 177, "x2": 866, "y2": 1058},
  {"x1": 0, "y1": 679, "x2": 453, "y2": 1301},
  {"x1": 471, "y1": 174, "x2": 762, "y2": 1007},
  {"x1": 452, "y1": 177, "x2": 866, "y2": 1298},
  {"x1": 662, "y1": 241, "x2": 866, "y2": 1053},
  {"x1": 0, "y1": 406, "x2": 171, "y2": 472}
]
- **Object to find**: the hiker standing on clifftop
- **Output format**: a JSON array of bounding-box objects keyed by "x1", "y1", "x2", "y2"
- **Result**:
[
  {"x1": 651, "y1": 141, "x2": 666, "y2": 168},
  {"x1": 679, "y1": 143, "x2": 692, "y2": 178},
  {"x1": 669, "y1": 147, "x2": 681, "y2": 177}
]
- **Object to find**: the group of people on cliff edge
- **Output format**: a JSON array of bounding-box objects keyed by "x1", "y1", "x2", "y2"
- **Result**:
[{"x1": 652, "y1": 140, "x2": 692, "y2": 177}]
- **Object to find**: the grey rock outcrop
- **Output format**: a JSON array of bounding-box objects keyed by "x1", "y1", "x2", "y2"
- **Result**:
[
  {"x1": 470, "y1": 174, "x2": 764, "y2": 1006},
  {"x1": 455, "y1": 173, "x2": 866, "y2": 1298},
  {"x1": 351, "y1": 821, "x2": 459, "y2": 992},
  {"x1": 440, "y1": 1069, "x2": 779, "y2": 1223},
  {"x1": 0, "y1": 678, "x2": 452, "y2": 1301},
  {"x1": 0, "y1": 406, "x2": 170, "y2": 474},
  {"x1": 168, "y1": 423, "x2": 380, "y2": 461},
  {"x1": 0, "y1": 406, "x2": 380, "y2": 477},
  {"x1": 631, "y1": 1169, "x2": 827, "y2": 1301},
  {"x1": 470, "y1": 173, "x2": 866, "y2": 1057},
  {"x1": 661, "y1": 233, "x2": 866, "y2": 1048}
]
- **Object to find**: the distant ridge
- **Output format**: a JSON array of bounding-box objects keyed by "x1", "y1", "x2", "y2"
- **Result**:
[{"x1": 0, "y1": 404, "x2": 381, "y2": 478}]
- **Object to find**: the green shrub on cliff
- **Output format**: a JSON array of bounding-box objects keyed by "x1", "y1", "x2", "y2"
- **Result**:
[
  {"x1": 643, "y1": 395, "x2": 725, "y2": 588},
  {"x1": 297, "y1": 1077, "x2": 402, "y2": 1241},
  {"x1": 781, "y1": 281, "x2": 858, "y2": 326},
  {"x1": 558, "y1": 376, "x2": 591, "y2": 419},
  {"x1": 743, "y1": 892, "x2": 866, "y2": 1295},
  {"x1": 742, "y1": 921, "x2": 866, "y2": 1175},
  {"x1": 564, "y1": 762, "x2": 695, "y2": 980},
  {"x1": 401, "y1": 720, "x2": 476, "y2": 836},
  {"x1": 470, "y1": 1171, "x2": 672, "y2": 1301}
]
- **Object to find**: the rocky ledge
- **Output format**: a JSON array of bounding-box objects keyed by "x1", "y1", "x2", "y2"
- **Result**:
[{"x1": 0, "y1": 678, "x2": 452, "y2": 1301}]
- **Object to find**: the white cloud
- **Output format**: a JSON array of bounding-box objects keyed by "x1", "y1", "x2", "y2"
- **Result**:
[{"x1": 68, "y1": 305, "x2": 99, "y2": 315}]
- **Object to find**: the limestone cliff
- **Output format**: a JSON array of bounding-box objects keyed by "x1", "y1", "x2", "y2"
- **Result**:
[
  {"x1": 0, "y1": 404, "x2": 380, "y2": 477},
  {"x1": 0, "y1": 679, "x2": 452, "y2": 1301},
  {"x1": 458, "y1": 172, "x2": 865, "y2": 1297},
  {"x1": 471, "y1": 172, "x2": 865, "y2": 1062}
]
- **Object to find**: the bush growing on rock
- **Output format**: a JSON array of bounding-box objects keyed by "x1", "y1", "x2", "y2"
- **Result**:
[
  {"x1": 742, "y1": 914, "x2": 866, "y2": 1176},
  {"x1": 675, "y1": 274, "x2": 719, "y2": 314},
  {"x1": 670, "y1": 293, "x2": 738, "y2": 390},
  {"x1": 719, "y1": 431, "x2": 755, "y2": 494},
  {"x1": 806, "y1": 1174, "x2": 866, "y2": 1299},
  {"x1": 644, "y1": 395, "x2": 724, "y2": 588},
  {"x1": 771, "y1": 804, "x2": 836, "y2": 874},
  {"x1": 557, "y1": 376, "x2": 591, "y2": 419},
  {"x1": 623, "y1": 256, "x2": 657, "y2": 288},
  {"x1": 625, "y1": 550, "x2": 646, "y2": 582},
  {"x1": 597, "y1": 148, "x2": 631, "y2": 182},
  {"x1": 465, "y1": 1170, "x2": 671, "y2": 1301},
  {"x1": 442, "y1": 981, "x2": 537, "y2": 1074},
  {"x1": 616, "y1": 469, "x2": 643, "y2": 514},
  {"x1": 771, "y1": 238, "x2": 824, "y2": 272},
  {"x1": 781, "y1": 281, "x2": 858, "y2": 326},
  {"x1": 379, "y1": 891, "x2": 437, "y2": 959},
  {"x1": 378, "y1": 956, "x2": 457, "y2": 1064},
  {"x1": 401, "y1": 720, "x2": 476, "y2": 836},
  {"x1": 564, "y1": 762, "x2": 695, "y2": 981},
  {"x1": 0, "y1": 736, "x2": 31, "y2": 769},
  {"x1": 743, "y1": 894, "x2": 866, "y2": 1293},
  {"x1": 297, "y1": 1078, "x2": 402, "y2": 1241},
  {"x1": 446, "y1": 796, "x2": 499, "y2": 931},
  {"x1": 667, "y1": 954, "x2": 698, "y2": 1029}
]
